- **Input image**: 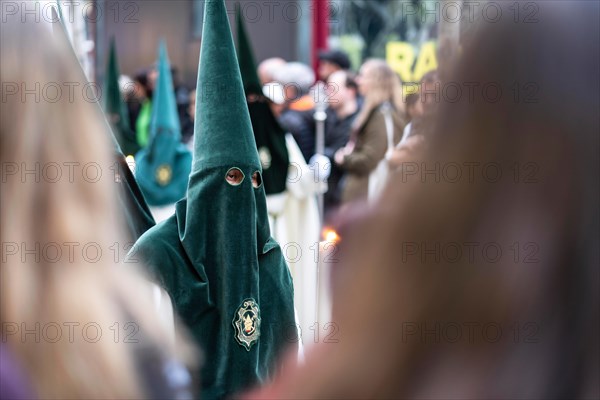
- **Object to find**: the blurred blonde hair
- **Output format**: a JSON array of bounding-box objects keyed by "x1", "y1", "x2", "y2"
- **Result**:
[
  {"x1": 1, "y1": 16, "x2": 193, "y2": 399},
  {"x1": 352, "y1": 59, "x2": 405, "y2": 133}
]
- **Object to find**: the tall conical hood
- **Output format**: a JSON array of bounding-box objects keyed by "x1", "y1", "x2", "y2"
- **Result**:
[
  {"x1": 192, "y1": 0, "x2": 260, "y2": 172},
  {"x1": 235, "y1": 5, "x2": 289, "y2": 195},
  {"x1": 131, "y1": 3, "x2": 296, "y2": 397},
  {"x1": 236, "y1": 4, "x2": 262, "y2": 95},
  {"x1": 51, "y1": 7, "x2": 155, "y2": 240},
  {"x1": 150, "y1": 40, "x2": 181, "y2": 137},
  {"x1": 135, "y1": 40, "x2": 192, "y2": 206},
  {"x1": 103, "y1": 37, "x2": 139, "y2": 157}
]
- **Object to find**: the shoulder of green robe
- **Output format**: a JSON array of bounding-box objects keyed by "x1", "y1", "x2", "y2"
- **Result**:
[
  {"x1": 127, "y1": 215, "x2": 185, "y2": 289},
  {"x1": 259, "y1": 238, "x2": 294, "y2": 288}
]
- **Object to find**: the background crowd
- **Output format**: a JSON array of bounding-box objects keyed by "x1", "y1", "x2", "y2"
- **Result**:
[{"x1": 121, "y1": 45, "x2": 443, "y2": 222}]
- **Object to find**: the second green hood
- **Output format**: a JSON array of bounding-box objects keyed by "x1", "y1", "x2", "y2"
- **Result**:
[
  {"x1": 135, "y1": 41, "x2": 192, "y2": 206},
  {"x1": 236, "y1": 4, "x2": 289, "y2": 195},
  {"x1": 103, "y1": 38, "x2": 140, "y2": 157}
]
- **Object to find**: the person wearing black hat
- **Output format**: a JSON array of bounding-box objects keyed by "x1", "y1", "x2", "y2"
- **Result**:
[{"x1": 318, "y1": 49, "x2": 351, "y2": 82}]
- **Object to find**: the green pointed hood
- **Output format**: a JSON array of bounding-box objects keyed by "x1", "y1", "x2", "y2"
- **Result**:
[
  {"x1": 236, "y1": 4, "x2": 262, "y2": 95},
  {"x1": 135, "y1": 40, "x2": 192, "y2": 206},
  {"x1": 236, "y1": 4, "x2": 289, "y2": 195},
  {"x1": 103, "y1": 38, "x2": 139, "y2": 157},
  {"x1": 192, "y1": 1, "x2": 260, "y2": 172},
  {"x1": 150, "y1": 41, "x2": 181, "y2": 137},
  {"x1": 51, "y1": 8, "x2": 155, "y2": 240},
  {"x1": 126, "y1": 0, "x2": 296, "y2": 396}
]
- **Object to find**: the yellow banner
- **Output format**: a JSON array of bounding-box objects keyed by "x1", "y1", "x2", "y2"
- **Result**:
[{"x1": 386, "y1": 41, "x2": 438, "y2": 89}]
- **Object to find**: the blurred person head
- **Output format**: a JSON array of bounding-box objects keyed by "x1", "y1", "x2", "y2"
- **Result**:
[
  {"x1": 245, "y1": 1, "x2": 599, "y2": 398},
  {"x1": 318, "y1": 49, "x2": 351, "y2": 82},
  {"x1": 258, "y1": 57, "x2": 286, "y2": 85},
  {"x1": 133, "y1": 69, "x2": 151, "y2": 101},
  {"x1": 0, "y1": 16, "x2": 194, "y2": 399},
  {"x1": 273, "y1": 62, "x2": 315, "y2": 105},
  {"x1": 353, "y1": 59, "x2": 405, "y2": 130},
  {"x1": 326, "y1": 70, "x2": 358, "y2": 116},
  {"x1": 147, "y1": 65, "x2": 158, "y2": 91}
]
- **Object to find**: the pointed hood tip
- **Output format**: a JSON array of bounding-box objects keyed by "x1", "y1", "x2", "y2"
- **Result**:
[
  {"x1": 150, "y1": 40, "x2": 180, "y2": 135},
  {"x1": 159, "y1": 38, "x2": 168, "y2": 54},
  {"x1": 236, "y1": 1, "x2": 262, "y2": 95},
  {"x1": 192, "y1": 0, "x2": 260, "y2": 172}
]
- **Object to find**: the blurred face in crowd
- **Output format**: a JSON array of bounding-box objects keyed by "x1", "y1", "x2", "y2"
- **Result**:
[
  {"x1": 133, "y1": 80, "x2": 147, "y2": 101},
  {"x1": 326, "y1": 70, "x2": 353, "y2": 111},
  {"x1": 356, "y1": 62, "x2": 374, "y2": 97},
  {"x1": 148, "y1": 67, "x2": 158, "y2": 91},
  {"x1": 319, "y1": 60, "x2": 340, "y2": 82}
]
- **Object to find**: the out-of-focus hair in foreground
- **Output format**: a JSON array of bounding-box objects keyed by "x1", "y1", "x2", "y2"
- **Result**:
[{"x1": 1, "y1": 14, "x2": 195, "y2": 400}]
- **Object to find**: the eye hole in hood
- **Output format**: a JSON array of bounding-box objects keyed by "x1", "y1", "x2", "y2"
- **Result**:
[
  {"x1": 225, "y1": 168, "x2": 245, "y2": 186},
  {"x1": 251, "y1": 171, "x2": 262, "y2": 189}
]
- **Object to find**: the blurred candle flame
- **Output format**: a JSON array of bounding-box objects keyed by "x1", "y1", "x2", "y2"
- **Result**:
[{"x1": 322, "y1": 227, "x2": 340, "y2": 243}]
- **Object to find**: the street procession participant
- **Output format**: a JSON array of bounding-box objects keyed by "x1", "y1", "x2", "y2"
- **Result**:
[
  {"x1": 135, "y1": 41, "x2": 193, "y2": 221},
  {"x1": 236, "y1": 6, "x2": 325, "y2": 352},
  {"x1": 128, "y1": 0, "x2": 298, "y2": 397},
  {"x1": 52, "y1": 5, "x2": 155, "y2": 242}
]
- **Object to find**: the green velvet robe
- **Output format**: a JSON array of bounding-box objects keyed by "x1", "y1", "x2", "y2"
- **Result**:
[{"x1": 129, "y1": 1, "x2": 297, "y2": 398}]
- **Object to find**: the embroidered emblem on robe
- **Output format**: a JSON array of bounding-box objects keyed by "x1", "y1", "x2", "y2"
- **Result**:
[{"x1": 233, "y1": 298, "x2": 261, "y2": 350}]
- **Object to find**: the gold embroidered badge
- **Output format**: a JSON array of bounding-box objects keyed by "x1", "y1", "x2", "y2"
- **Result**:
[
  {"x1": 233, "y1": 298, "x2": 261, "y2": 351},
  {"x1": 155, "y1": 164, "x2": 172, "y2": 186}
]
